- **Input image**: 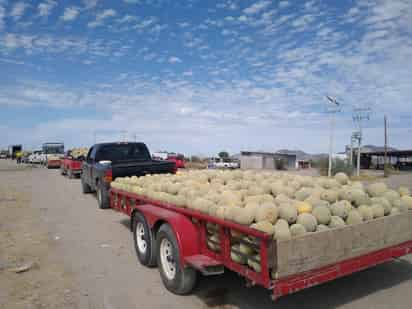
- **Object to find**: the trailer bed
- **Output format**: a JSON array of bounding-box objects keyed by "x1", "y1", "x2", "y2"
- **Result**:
[{"x1": 109, "y1": 188, "x2": 412, "y2": 300}]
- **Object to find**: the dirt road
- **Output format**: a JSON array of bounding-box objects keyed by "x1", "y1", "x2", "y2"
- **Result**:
[{"x1": 1, "y1": 159, "x2": 412, "y2": 309}]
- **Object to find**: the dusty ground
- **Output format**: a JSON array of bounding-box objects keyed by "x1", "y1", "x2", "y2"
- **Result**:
[{"x1": 1, "y1": 159, "x2": 412, "y2": 309}]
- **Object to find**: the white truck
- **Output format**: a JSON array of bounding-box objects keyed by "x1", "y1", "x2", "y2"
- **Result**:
[{"x1": 208, "y1": 157, "x2": 240, "y2": 169}]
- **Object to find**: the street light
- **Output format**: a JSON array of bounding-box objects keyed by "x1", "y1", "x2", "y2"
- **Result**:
[{"x1": 325, "y1": 96, "x2": 341, "y2": 177}]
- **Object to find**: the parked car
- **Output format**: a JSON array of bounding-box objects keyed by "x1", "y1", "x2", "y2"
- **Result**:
[{"x1": 81, "y1": 142, "x2": 177, "y2": 209}]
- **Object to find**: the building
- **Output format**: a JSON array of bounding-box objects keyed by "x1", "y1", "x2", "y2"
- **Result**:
[{"x1": 240, "y1": 151, "x2": 297, "y2": 170}]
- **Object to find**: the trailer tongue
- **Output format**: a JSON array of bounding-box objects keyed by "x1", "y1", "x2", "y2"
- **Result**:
[{"x1": 109, "y1": 188, "x2": 412, "y2": 300}]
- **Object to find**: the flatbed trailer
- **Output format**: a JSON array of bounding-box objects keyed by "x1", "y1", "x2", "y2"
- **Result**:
[
  {"x1": 61, "y1": 157, "x2": 83, "y2": 178},
  {"x1": 109, "y1": 187, "x2": 412, "y2": 300}
]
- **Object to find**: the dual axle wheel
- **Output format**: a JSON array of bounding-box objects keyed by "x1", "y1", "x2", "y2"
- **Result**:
[{"x1": 132, "y1": 213, "x2": 197, "y2": 295}]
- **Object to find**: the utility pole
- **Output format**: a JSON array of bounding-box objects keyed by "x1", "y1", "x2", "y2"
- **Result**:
[
  {"x1": 352, "y1": 107, "x2": 371, "y2": 177},
  {"x1": 384, "y1": 115, "x2": 388, "y2": 177},
  {"x1": 326, "y1": 96, "x2": 341, "y2": 177}
]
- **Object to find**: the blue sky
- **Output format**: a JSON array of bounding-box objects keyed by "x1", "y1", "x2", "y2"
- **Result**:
[{"x1": 1, "y1": 0, "x2": 411, "y2": 156}]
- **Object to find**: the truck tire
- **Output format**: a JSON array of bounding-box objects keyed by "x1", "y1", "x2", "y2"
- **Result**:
[
  {"x1": 132, "y1": 212, "x2": 157, "y2": 267},
  {"x1": 81, "y1": 176, "x2": 92, "y2": 194},
  {"x1": 156, "y1": 224, "x2": 197, "y2": 295},
  {"x1": 97, "y1": 184, "x2": 110, "y2": 209},
  {"x1": 68, "y1": 169, "x2": 74, "y2": 179}
]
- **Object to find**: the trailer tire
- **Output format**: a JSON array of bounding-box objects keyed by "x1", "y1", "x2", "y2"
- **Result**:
[
  {"x1": 97, "y1": 185, "x2": 110, "y2": 209},
  {"x1": 156, "y1": 224, "x2": 197, "y2": 295},
  {"x1": 81, "y1": 176, "x2": 92, "y2": 194},
  {"x1": 132, "y1": 212, "x2": 157, "y2": 267}
]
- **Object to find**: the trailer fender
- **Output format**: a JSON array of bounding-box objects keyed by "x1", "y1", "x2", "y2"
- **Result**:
[{"x1": 133, "y1": 205, "x2": 200, "y2": 265}]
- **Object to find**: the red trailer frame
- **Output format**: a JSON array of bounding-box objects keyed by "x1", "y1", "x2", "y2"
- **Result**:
[
  {"x1": 109, "y1": 188, "x2": 412, "y2": 300},
  {"x1": 60, "y1": 157, "x2": 83, "y2": 178}
]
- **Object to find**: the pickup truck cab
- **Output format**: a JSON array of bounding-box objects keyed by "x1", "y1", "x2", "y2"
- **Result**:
[{"x1": 81, "y1": 142, "x2": 176, "y2": 209}]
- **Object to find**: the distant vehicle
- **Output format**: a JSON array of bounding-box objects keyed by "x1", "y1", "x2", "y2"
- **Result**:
[
  {"x1": 166, "y1": 153, "x2": 185, "y2": 169},
  {"x1": 28, "y1": 150, "x2": 44, "y2": 164},
  {"x1": 152, "y1": 151, "x2": 169, "y2": 161},
  {"x1": 42, "y1": 142, "x2": 64, "y2": 168},
  {"x1": 81, "y1": 142, "x2": 177, "y2": 209},
  {"x1": 208, "y1": 157, "x2": 240, "y2": 169},
  {"x1": 152, "y1": 152, "x2": 185, "y2": 169},
  {"x1": 20, "y1": 152, "x2": 32, "y2": 164},
  {"x1": 0, "y1": 151, "x2": 7, "y2": 159},
  {"x1": 8, "y1": 144, "x2": 22, "y2": 160}
]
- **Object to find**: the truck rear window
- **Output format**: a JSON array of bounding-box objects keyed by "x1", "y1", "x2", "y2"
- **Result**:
[{"x1": 96, "y1": 144, "x2": 150, "y2": 163}]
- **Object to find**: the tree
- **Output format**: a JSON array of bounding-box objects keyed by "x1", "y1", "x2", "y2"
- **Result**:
[{"x1": 218, "y1": 151, "x2": 229, "y2": 159}]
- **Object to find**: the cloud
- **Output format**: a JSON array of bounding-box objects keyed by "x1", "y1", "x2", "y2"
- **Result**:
[
  {"x1": 88, "y1": 9, "x2": 117, "y2": 28},
  {"x1": 0, "y1": 5, "x2": 5, "y2": 30},
  {"x1": 60, "y1": 7, "x2": 80, "y2": 22},
  {"x1": 178, "y1": 22, "x2": 190, "y2": 28},
  {"x1": 117, "y1": 14, "x2": 137, "y2": 23},
  {"x1": 38, "y1": 1, "x2": 57, "y2": 17},
  {"x1": 10, "y1": 2, "x2": 30, "y2": 21},
  {"x1": 279, "y1": 1, "x2": 289, "y2": 9},
  {"x1": 243, "y1": 1, "x2": 270, "y2": 15},
  {"x1": 83, "y1": 0, "x2": 99, "y2": 9},
  {"x1": 168, "y1": 56, "x2": 182, "y2": 63}
]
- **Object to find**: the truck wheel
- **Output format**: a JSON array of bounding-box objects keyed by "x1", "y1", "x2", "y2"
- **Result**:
[
  {"x1": 68, "y1": 170, "x2": 74, "y2": 179},
  {"x1": 132, "y1": 212, "x2": 157, "y2": 267},
  {"x1": 156, "y1": 224, "x2": 197, "y2": 295},
  {"x1": 97, "y1": 185, "x2": 110, "y2": 209},
  {"x1": 81, "y1": 176, "x2": 92, "y2": 194}
]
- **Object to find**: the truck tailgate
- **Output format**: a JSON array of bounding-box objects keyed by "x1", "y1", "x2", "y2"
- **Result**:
[
  {"x1": 112, "y1": 160, "x2": 175, "y2": 178},
  {"x1": 273, "y1": 211, "x2": 412, "y2": 279}
]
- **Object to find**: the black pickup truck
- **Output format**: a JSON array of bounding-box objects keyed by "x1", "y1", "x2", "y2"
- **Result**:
[{"x1": 81, "y1": 142, "x2": 176, "y2": 209}]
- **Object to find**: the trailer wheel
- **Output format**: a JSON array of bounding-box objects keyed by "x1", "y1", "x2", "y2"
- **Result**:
[
  {"x1": 156, "y1": 224, "x2": 197, "y2": 295},
  {"x1": 132, "y1": 212, "x2": 157, "y2": 267},
  {"x1": 81, "y1": 176, "x2": 92, "y2": 194}
]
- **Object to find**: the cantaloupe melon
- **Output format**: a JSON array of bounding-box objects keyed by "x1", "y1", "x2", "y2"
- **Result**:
[
  {"x1": 290, "y1": 223, "x2": 306, "y2": 236},
  {"x1": 371, "y1": 204, "x2": 385, "y2": 218},
  {"x1": 296, "y1": 213, "x2": 317, "y2": 232},
  {"x1": 233, "y1": 207, "x2": 255, "y2": 225},
  {"x1": 370, "y1": 197, "x2": 392, "y2": 215},
  {"x1": 279, "y1": 204, "x2": 298, "y2": 224},
  {"x1": 400, "y1": 196, "x2": 412, "y2": 210},
  {"x1": 366, "y1": 182, "x2": 388, "y2": 197},
  {"x1": 250, "y1": 221, "x2": 275, "y2": 235},
  {"x1": 316, "y1": 224, "x2": 329, "y2": 232},
  {"x1": 334, "y1": 172, "x2": 349, "y2": 185},
  {"x1": 274, "y1": 219, "x2": 291, "y2": 241},
  {"x1": 230, "y1": 245, "x2": 247, "y2": 264},
  {"x1": 320, "y1": 190, "x2": 338, "y2": 203},
  {"x1": 358, "y1": 205, "x2": 373, "y2": 221},
  {"x1": 329, "y1": 216, "x2": 346, "y2": 228},
  {"x1": 295, "y1": 201, "x2": 313, "y2": 214},
  {"x1": 255, "y1": 203, "x2": 278, "y2": 224},
  {"x1": 390, "y1": 207, "x2": 400, "y2": 216},
  {"x1": 247, "y1": 255, "x2": 261, "y2": 273},
  {"x1": 239, "y1": 242, "x2": 255, "y2": 256},
  {"x1": 346, "y1": 210, "x2": 363, "y2": 225},
  {"x1": 398, "y1": 186, "x2": 410, "y2": 197},
  {"x1": 312, "y1": 205, "x2": 331, "y2": 225}
]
